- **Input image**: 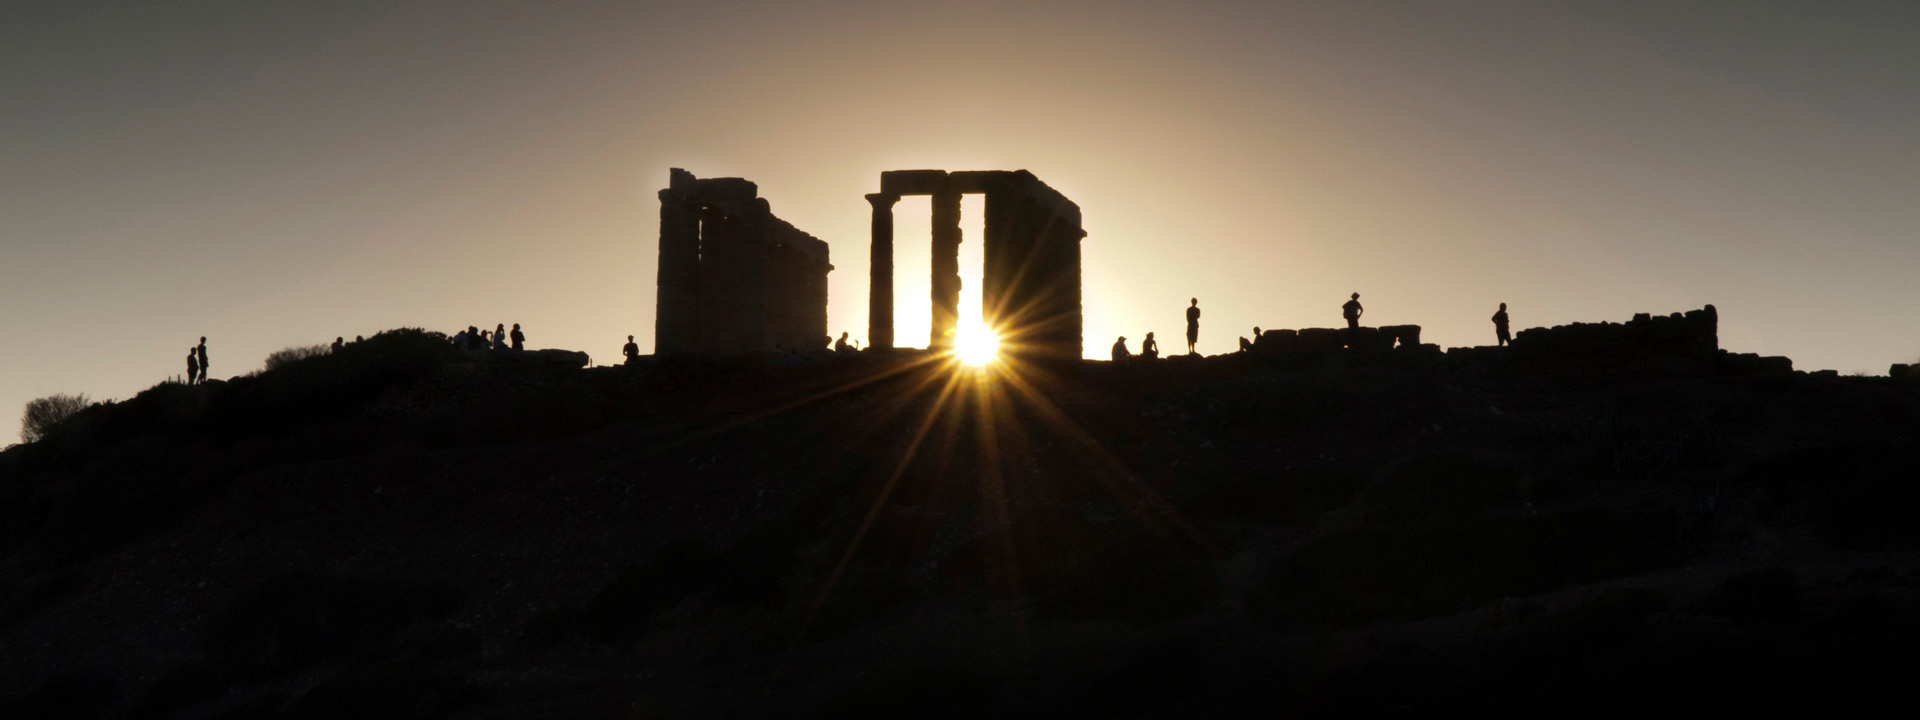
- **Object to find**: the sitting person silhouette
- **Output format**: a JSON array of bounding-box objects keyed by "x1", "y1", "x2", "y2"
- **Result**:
[
  {"x1": 622, "y1": 335, "x2": 640, "y2": 364},
  {"x1": 186, "y1": 348, "x2": 199, "y2": 385},
  {"x1": 493, "y1": 323, "x2": 507, "y2": 350},
  {"x1": 1111, "y1": 335, "x2": 1131, "y2": 364},
  {"x1": 510, "y1": 323, "x2": 525, "y2": 350},
  {"x1": 332, "y1": 337, "x2": 344, "y2": 353},
  {"x1": 1141, "y1": 332, "x2": 1159, "y2": 359},
  {"x1": 1238, "y1": 327, "x2": 1263, "y2": 353},
  {"x1": 1491, "y1": 303, "x2": 1511, "y2": 347},
  {"x1": 834, "y1": 332, "x2": 853, "y2": 352}
]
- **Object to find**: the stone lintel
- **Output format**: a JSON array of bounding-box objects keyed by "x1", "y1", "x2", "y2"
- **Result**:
[
  {"x1": 946, "y1": 170, "x2": 1014, "y2": 194},
  {"x1": 879, "y1": 169, "x2": 951, "y2": 195}
]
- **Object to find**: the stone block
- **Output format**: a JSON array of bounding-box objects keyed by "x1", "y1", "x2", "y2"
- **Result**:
[
  {"x1": 1891, "y1": 363, "x2": 1911, "y2": 379},
  {"x1": 1379, "y1": 325, "x2": 1421, "y2": 348},
  {"x1": 694, "y1": 177, "x2": 757, "y2": 200},
  {"x1": 1298, "y1": 328, "x2": 1345, "y2": 351},
  {"x1": 1253, "y1": 329, "x2": 1297, "y2": 353},
  {"x1": 669, "y1": 167, "x2": 697, "y2": 193}
]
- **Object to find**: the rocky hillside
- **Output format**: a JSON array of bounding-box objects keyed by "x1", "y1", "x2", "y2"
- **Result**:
[{"x1": 4, "y1": 325, "x2": 1920, "y2": 718}]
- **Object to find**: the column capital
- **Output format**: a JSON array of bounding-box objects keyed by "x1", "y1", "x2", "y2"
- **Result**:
[{"x1": 865, "y1": 193, "x2": 900, "y2": 208}]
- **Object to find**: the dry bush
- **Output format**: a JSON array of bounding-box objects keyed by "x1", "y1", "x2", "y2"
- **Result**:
[
  {"x1": 264, "y1": 344, "x2": 331, "y2": 372},
  {"x1": 20, "y1": 392, "x2": 91, "y2": 444}
]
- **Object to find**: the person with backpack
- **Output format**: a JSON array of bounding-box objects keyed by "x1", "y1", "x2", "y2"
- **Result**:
[{"x1": 1342, "y1": 293, "x2": 1364, "y2": 347}]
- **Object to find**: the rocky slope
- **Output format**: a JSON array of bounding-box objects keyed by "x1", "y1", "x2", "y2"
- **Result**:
[{"x1": 4, "y1": 327, "x2": 1919, "y2": 718}]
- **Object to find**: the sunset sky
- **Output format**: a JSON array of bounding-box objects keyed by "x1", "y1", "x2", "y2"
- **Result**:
[{"x1": 5, "y1": 0, "x2": 1918, "y2": 442}]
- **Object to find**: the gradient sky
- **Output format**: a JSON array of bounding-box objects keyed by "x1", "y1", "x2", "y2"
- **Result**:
[{"x1": 5, "y1": 0, "x2": 1918, "y2": 442}]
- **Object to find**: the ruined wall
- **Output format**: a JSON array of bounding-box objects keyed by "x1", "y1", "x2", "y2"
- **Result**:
[
  {"x1": 1440, "y1": 305, "x2": 1790, "y2": 376},
  {"x1": 1248, "y1": 325, "x2": 1423, "y2": 354},
  {"x1": 655, "y1": 169, "x2": 832, "y2": 355},
  {"x1": 1501, "y1": 306, "x2": 1721, "y2": 374}
]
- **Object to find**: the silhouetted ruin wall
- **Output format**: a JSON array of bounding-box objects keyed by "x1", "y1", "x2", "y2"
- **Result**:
[
  {"x1": 656, "y1": 169, "x2": 832, "y2": 354},
  {"x1": 1502, "y1": 306, "x2": 1719, "y2": 374},
  {"x1": 1443, "y1": 305, "x2": 1792, "y2": 376},
  {"x1": 869, "y1": 169, "x2": 1084, "y2": 360},
  {"x1": 1249, "y1": 325, "x2": 1424, "y2": 354}
]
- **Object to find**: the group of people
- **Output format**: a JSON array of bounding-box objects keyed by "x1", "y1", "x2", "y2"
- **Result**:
[
  {"x1": 1112, "y1": 297, "x2": 1204, "y2": 362},
  {"x1": 1117, "y1": 293, "x2": 1515, "y2": 361},
  {"x1": 183, "y1": 337, "x2": 209, "y2": 384},
  {"x1": 452, "y1": 323, "x2": 526, "y2": 351}
]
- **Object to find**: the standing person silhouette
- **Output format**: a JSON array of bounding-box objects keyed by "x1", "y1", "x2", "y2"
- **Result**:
[
  {"x1": 196, "y1": 337, "x2": 209, "y2": 383},
  {"x1": 1492, "y1": 303, "x2": 1511, "y2": 347},
  {"x1": 1342, "y1": 293, "x2": 1364, "y2": 347},
  {"x1": 510, "y1": 323, "x2": 525, "y2": 351},
  {"x1": 493, "y1": 324, "x2": 507, "y2": 350},
  {"x1": 186, "y1": 348, "x2": 199, "y2": 385},
  {"x1": 332, "y1": 337, "x2": 344, "y2": 353},
  {"x1": 622, "y1": 335, "x2": 640, "y2": 365},
  {"x1": 1185, "y1": 298, "x2": 1201, "y2": 355},
  {"x1": 1141, "y1": 332, "x2": 1159, "y2": 360}
]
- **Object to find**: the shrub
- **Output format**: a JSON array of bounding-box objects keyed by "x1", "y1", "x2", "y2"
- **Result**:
[
  {"x1": 19, "y1": 393, "x2": 90, "y2": 444},
  {"x1": 264, "y1": 344, "x2": 331, "y2": 372}
]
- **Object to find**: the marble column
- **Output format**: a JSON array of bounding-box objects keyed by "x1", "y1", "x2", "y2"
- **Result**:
[
  {"x1": 866, "y1": 193, "x2": 899, "y2": 350},
  {"x1": 981, "y1": 191, "x2": 1013, "y2": 329},
  {"x1": 654, "y1": 189, "x2": 701, "y2": 354},
  {"x1": 929, "y1": 192, "x2": 962, "y2": 350}
]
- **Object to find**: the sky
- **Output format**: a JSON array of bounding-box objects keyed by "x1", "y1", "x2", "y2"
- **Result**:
[{"x1": 4, "y1": 0, "x2": 1918, "y2": 442}]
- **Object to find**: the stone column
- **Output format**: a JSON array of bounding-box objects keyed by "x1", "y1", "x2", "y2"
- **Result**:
[
  {"x1": 654, "y1": 189, "x2": 701, "y2": 355},
  {"x1": 866, "y1": 193, "x2": 899, "y2": 350},
  {"x1": 698, "y1": 207, "x2": 733, "y2": 352},
  {"x1": 929, "y1": 192, "x2": 963, "y2": 350},
  {"x1": 981, "y1": 191, "x2": 1012, "y2": 328}
]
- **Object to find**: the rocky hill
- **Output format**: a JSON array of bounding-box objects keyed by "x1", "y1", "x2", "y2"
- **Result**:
[{"x1": 4, "y1": 320, "x2": 1920, "y2": 718}]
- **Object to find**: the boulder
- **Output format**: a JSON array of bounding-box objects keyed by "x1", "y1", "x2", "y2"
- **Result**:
[
  {"x1": 1297, "y1": 328, "x2": 1345, "y2": 352},
  {"x1": 1378, "y1": 325, "x2": 1422, "y2": 348}
]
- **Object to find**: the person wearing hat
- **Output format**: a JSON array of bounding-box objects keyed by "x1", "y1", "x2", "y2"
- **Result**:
[
  {"x1": 1342, "y1": 293, "x2": 1364, "y2": 347},
  {"x1": 1111, "y1": 335, "x2": 1132, "y2": 364}
]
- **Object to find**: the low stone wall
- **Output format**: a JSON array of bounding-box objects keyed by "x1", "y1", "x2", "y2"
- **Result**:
[{"x1": 1249, "y1": 325, "x2": 1423, "y2": 354}]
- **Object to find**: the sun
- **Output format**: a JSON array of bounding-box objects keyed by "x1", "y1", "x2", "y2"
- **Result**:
[{"x1": 953, "y1": 319, "x2": 1002, "y2": 366}]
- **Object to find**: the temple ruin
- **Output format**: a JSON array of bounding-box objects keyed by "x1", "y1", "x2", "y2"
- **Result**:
[
  {"x1": 867, "y1": 170, "x2": 1085, "y2": 360},
  {"x1": 654, "y1": 168, "x2": 832, "y2": 354}
]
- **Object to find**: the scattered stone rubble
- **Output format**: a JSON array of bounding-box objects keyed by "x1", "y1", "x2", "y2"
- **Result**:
[{"x1": 1242, "y1": 305, "x2": 1800, "y2": 378}]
